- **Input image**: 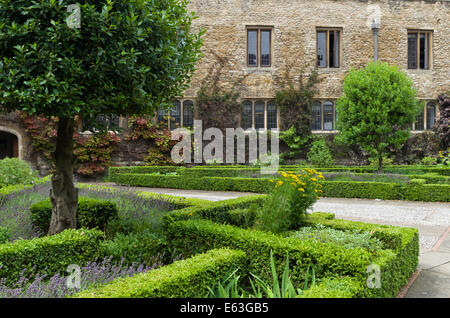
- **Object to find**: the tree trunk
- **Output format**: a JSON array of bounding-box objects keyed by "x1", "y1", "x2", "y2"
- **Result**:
[
  {"x1": 47, "y1": 117, "x2": 78, "y2": 235},
  {"x1": 377, "y1": 153, "x2": 383, "y2": 174}
]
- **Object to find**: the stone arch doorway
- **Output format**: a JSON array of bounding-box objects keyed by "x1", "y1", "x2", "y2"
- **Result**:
[{"x1": 0, "y1": 128, "x2": 22, "y2": 159}]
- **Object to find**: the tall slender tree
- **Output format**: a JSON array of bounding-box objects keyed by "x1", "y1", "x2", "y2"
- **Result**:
[{"x1": 0, "y1": 0, "x2": 203, "y2": 234}]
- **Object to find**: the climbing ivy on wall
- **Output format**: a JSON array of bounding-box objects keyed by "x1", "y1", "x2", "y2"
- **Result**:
[
  {"x1": 20, "y1": 112, "x2": 120, "y2": 177},
  {"x1": 274, "y1": 67, "x2": 321, "y2": 159},
  {"x1": 125, "y1": 115, "x2": 180, "y2": 166}
]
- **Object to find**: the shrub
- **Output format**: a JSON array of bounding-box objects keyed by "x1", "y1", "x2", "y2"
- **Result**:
[
  {"x1": 0, "y1": 158, "x2": 37, "y2": 188},
  {"x1": 102, "y1": 230, "x2": 168, "y2": 266},
  {"x1": 30, "y1": 197, "x2": 118, "y2": 233},
  {"x1": 72, "y1": 249, "x2": 247, "y2": 298},
  {"x1": 0, "y1": 226, "x2": 9, "y2": 244},
  {"x1": 307, "y1": 137, "x2": 334, "y2": 167},
  {"x1": 0, "y1": 228, "x2": 105, "y2": 284},
  {"x1": 291, "y1": 224, "x2": 385, "y2": 253},
  {"x1": 255, "y1": 169, "x2": 324, "y2": 232}
]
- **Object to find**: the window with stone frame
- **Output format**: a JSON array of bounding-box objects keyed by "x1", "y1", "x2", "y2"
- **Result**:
[
  {"x1": 241, "y1": 100, "x2": 278, "y2": 130},
  {"x1": 311, "y1": 100, "x2": 337, "y2": 131},
  {"x1": 247, "y1": 27, "x2": 272, "y2": 67},
  {"x1": 316, "y1": 28, "x2": 341, "y2": 68},
  {"x1": 413, "y1": 101, "x2": 437, "y2": 131},
  {"x1": 408, "y1": 31, "x2": 432, "y2": 70},
  {"x1": 156, "y1": 99, "x2": 194, "y2": 130}
]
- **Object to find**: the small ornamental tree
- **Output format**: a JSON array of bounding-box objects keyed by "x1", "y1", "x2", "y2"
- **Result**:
[
  {"x1": 336, "y1": 62, "x2": 422, "y2": 172},
  {"x1": 0, "y1": 0, "x2": 203, "y2": 235}
]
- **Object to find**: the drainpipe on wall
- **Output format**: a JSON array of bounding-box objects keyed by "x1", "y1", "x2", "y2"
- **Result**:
[{"x1": 371, "y1": 20, "x2": 380, "y2": 62}]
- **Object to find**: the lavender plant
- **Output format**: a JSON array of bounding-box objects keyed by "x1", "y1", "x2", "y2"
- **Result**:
[{"x1": 0, "y1": 256, "x2": 162, "y2": 298}]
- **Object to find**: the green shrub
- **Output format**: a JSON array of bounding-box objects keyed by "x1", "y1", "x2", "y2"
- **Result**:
[
  {"x1": 102, "y1": 230, "x2": 169, "y2": 265},
  {"x1": 291, "y1": 224, "x2": 385, "y2": 253},
  {"x1": 72, "y1": 248, "x2": 247, "y2": 298},
  {"x1": 255, "y1": 169, "x2": 324, "y2": 233},
  {"x1": 30, "y1": 197, "x2": 118, "y2": 233},
  {"x1": 0, "y1": 228, "x2": 105, "y2": 284},
  {"x1": 421, "y1": 156, "x2": 437, "y2": 165},
  {"x1": 0, "y1": 158, "x2": 38, "y2": 187},
  {"x1": 409, "y1": 178, "x2": 426, "y2": 185},
  {"x1": 307, "y1": 137, "x2": 334, "y2": 167},
  {"x1": 0, "y1": 226, "x2": 9, "y2": 244}
]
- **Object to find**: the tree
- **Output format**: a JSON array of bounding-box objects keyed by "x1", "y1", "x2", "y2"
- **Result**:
[
  {"x1": 336, "y1": 62, "x2": 421, "y2": 172},
  {"x1": 0, "y1": 0, "x2": 203, "y2": 235}
]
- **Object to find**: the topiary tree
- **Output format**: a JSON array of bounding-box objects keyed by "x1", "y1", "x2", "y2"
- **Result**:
[
  {"x1": 0, "y1": 0, "x2": 203, "y2": 235},
  {"x1": 336, "y1": 62, "x2": 422, "y2": 172}
]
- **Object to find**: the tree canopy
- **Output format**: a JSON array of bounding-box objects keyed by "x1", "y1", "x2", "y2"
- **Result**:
[
  {"x1": 0, "y1": 0, "x2": 203, "y2": 234},
  {"x1": 336, "y1": 62, "x2": 422, "y2": 172}
]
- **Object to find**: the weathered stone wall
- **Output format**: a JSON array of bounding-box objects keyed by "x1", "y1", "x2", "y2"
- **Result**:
[{"x1": 184, "y1": 0, "x2": 450, "y2": 101}]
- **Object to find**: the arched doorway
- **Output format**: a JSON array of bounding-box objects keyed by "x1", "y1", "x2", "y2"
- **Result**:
[{"x1": 0, "y1": 131, "x2": 19, "y2": 159}]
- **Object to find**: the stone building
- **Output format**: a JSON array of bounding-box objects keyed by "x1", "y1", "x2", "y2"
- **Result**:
[{"x1": 0, "y1": 0, "x2": 448, "y2": 169}]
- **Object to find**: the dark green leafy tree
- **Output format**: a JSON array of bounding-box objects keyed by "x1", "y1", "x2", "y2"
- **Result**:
[
  {"x1": 0, "y1": 0, "x2": 203, "y2": 234},
  {"x1": 336, "y1": 62, "x2": 422, "y2": 172}
]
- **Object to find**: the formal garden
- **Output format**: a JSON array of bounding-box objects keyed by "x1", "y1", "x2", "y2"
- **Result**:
[{"x1": 0, "y1": 0, "x2": 449, "y2": 300}]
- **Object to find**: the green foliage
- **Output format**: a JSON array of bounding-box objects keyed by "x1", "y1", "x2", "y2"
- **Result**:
[
  {"x1": 30, "y1": 197, "x2": 118, "y2": 233},
  {"x1": 208, "y1": 253, "x2": 316, "y2": 298},
  {"x1": 165, "y1": 196, "x2": 419, "y2": 297},
  {"x1": 307, "y1": 137, "x2": 334, "y2": 167},
  {"x1": 72, "y1": 249, "x2": 247, "y2": 298},
  {"x1": 280, "y1": 126, "x2": 312, "y2": 159},
  {"x1": 0, "y1": 226, "x2": 10, "y2": 244},
  {"x1": 0, "y1": 0, "x2": 203, "y2": 119},
  {"x1": 336, "y1": 62, "x2": 422, "y2": 171},
  {"x1": 291, "y1": 224, "x2": 385, "y2": 253},
  {"x1": 255, "y1": 169, "x2": 324, "y2": 233},
  {"x1": 421, "y1": 156, "x2": 437, "y2": 166},
  {"x1": 0, "y1": 228, "x2": 105, "y2": 284},
  {"x1": 102, "y1": 230, "x2": 168, "y2": 266},
  {"x1": 0, "y1": 158, "x2": 38, "y2": 188},
  {"x1": 433, "y1": 94, "x2": 449, "y2": 149},
  {"x1": 275, "y1": 69, "x2": 320, "y2": 159},
  {"x1": 368, "y1": 156, "x2": 394, "y2": 168}
]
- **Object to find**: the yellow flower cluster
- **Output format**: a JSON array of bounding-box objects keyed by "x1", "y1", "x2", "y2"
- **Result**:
[{"x1": 271, "y1": 169, "x2": 325, "y2": 197}]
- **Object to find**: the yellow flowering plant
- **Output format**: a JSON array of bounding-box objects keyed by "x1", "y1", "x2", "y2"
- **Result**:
[{"x1": 257, "y1": 169, "x2": 324, "y2": 233}]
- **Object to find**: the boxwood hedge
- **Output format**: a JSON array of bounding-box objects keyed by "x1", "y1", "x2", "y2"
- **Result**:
[
  {"x1": 0, "y1": 229, "x2": 105, "y2": 284},
  {"x1": 72, "y1": 248, "x2": 247, "y2": 298},
  {"x1": 110, "y1": 173, "x2": 450, "y2": 202}
]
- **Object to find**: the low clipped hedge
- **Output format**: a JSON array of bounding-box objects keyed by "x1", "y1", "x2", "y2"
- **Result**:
[
  {"x1": 30, "y1": 197, "x2": 118, "y2": 233},
  {"x1": 111, "y1": 173, "x2": 450, "y2": 202},
  {"x1": 72, "y1": 248, "x2": 247, "y2": 298},
  {"x1": 165, "y1": 205, "x2": 419, "y2": 298},
  {"x1": 0, "y1": 229, "x2": 105, "y2": 284},
  {"x1": 0, "y1": 176, "x2": 51, "y2": 203}
]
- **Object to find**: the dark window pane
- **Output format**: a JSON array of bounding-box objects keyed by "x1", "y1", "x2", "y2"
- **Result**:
[
  {"x1": 157, "y1": 107, "x2": 167, "y2": 128},
  {"x1": 254, "y1": 101, "x2": 265, "y2": 129},
  {"x1": 415, "y1": 108, "x2": 424, "y2": 130},
  {"x1": 323, "y1": 101, "x2": 334, "y2": 131},
  {"x1": 242, "y1": 101, "x2": 253, "y2": 130},
  {"x1": 109, "y1": 115, "x2": 120, "y2": 131},
  {"x1": 169, "y1": 101, "x2": 181, "y2": 130},
  {"x1": 426, "y1": 102, "x2": 436, "y2": 129},
  {"x1": 183, "y1": 100, "x2": 194, "y2": 129},
  {"x1": 329, "y1": 31, "x2": 335, "y2": 68},
  {"x1": 312, "y1": 101, "x2": 322, "y2": 130},
  {"x1": 408, "y1": 33, "x2": 417, "y2": 69},
  {"x1": 267, "y1": 101, "x2": 277, "y2": 129},
  {"x1": 260, "y1": 30, "x2": 271, "y2": 66},
  {"x1": 420, "y1": 33, "x2": 426, "y2": 69},
  {"x1": 317, "y1": 31, "x2": 327, "y2": 67},
  {"x1": 248, "y1": 30, "x2": 258, "y2": 66}
]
